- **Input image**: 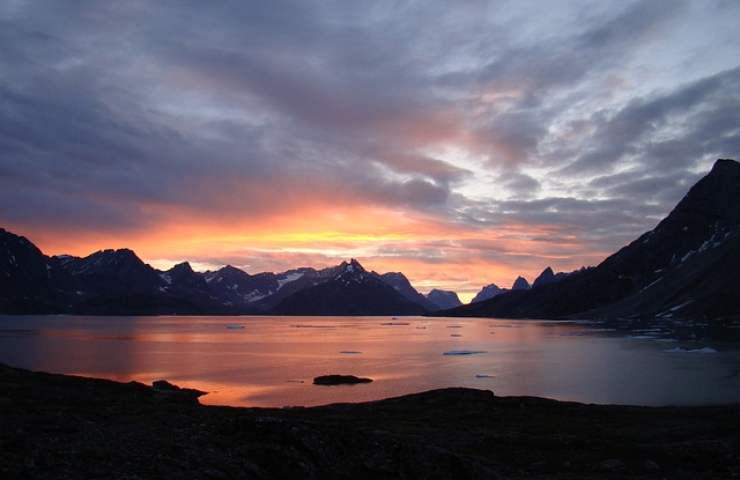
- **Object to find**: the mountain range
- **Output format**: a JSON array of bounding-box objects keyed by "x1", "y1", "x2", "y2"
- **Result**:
[
  {"x1": 470, "y1": 269, "x2": 571, "y2": 304},
  {"x1": 2, "y1": 158, "x2": 739, "y2": 320},
  {"x1": 0, "y1": 233, "x2": 446, "y2": 315},
  {"x1": 444, "y1": 159, "x2": 740, "y2": 322}
]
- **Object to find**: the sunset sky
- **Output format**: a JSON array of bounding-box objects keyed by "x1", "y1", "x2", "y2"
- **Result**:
[{"x1": 2, "y1": 1, "x2": 740, "y2": 302}]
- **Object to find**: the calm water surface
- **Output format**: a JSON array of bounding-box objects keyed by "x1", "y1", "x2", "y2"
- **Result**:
[{"x1": 1, "y1": 315, "x2": 739, "y2": 407}]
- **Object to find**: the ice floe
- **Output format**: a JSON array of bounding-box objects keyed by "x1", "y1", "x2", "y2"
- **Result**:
[
  {"x1": 665, "y1": 347, "x2": 718, "y2": 354},
  {"x1": 443, "y1": 350, "x2": 487, "y2": 356}
]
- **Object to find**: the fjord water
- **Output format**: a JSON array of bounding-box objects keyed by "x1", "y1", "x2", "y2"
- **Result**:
[{"x1": 1, "y1": 315, "x2": 738, "y2": 407}]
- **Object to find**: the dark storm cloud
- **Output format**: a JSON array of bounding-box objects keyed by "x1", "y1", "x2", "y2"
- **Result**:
[{"x1": 0, "y1": 0, "x2": 739, "y2": 266}]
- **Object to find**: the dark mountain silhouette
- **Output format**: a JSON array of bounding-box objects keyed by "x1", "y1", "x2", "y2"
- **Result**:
[
  {"x1": 0, "y1": 235, "x2": 433, "y2": 315},
  {"x1": 426, "y1": 289, "x2": 462, "y2": 310},
  {"x1": 443, "y1": 159, "x2": 740, "y2": 321},
  {"x1": 471, "y1": 283, "x2": 505, "y2": 303},
  {"x1": 271, "y1": 260, "x2": 427, "y2": 315},
  {"x1": 531, "y1": 267, "x2": 569, "y2": 288},
  {"x1": 511, "y1": 276, "x2": 530, "y2": 290},
  {"x1": 160, "y1": 262, "x2": 215, "y2": 308},
  {"x1": 55, "y1": 250, "x2": 212, "y2": 315},
  {"x1": 0, "y1": 228, "x2": 57, "y2": 312}
]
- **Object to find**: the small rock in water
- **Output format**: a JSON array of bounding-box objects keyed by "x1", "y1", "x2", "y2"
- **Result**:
[
  {"x1": 152, "y1": 380, "x2": 207, "y2": 402},
  {"x1": 313, "y1": 375, "x2": 373, "y2": 386}
]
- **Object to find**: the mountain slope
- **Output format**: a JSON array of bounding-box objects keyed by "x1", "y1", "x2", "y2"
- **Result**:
[
  {"x1": 380, "y1": 272, "x2": 437, "y2": 310},
  {"x1": 0, "y1": 228, "x2": 57, "y2": 312},
  {"x1": 444, "y1": 159, "x2": 740, "y2": 321}
]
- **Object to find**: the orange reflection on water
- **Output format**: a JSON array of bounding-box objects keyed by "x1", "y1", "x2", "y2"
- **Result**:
[{"x1": 4, "y1": 315, "x2": 736, "y2": 407}]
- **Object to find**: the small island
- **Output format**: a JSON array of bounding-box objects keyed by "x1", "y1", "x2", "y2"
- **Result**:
[{"x1": 313, "y1": 374, "x2": 374, "y2": 385}]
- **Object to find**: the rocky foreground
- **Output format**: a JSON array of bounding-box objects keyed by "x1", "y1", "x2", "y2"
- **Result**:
[{"x1": 1, "y1": 364, "x2": 739, "y2": 479}]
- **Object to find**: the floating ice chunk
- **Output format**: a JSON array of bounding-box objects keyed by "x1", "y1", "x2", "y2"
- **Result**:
[
  {"x1": 443, "y1": 350, "x2": 487, "y2": 356},
  {"x1": 665, "y1": 347, "x2": 717, "y2": 354}
]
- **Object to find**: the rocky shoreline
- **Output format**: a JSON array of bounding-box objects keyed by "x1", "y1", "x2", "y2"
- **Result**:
[{"x1": 1, "y1": 364, "x2": 739, "y2": 479}]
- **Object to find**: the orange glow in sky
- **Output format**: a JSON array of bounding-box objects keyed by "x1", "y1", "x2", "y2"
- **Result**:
[{"x1": 7, "y1": 202, "x2": 609, "y2": 303}]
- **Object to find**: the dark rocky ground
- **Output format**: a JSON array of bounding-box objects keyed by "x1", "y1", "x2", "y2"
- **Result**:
[{"x1": 1, "y1": 364, "x2": 739, "y2": 479}]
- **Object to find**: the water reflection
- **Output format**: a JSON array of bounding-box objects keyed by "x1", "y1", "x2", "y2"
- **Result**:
[{"x1": 0, "y1": 315, "x2": 738, "y2": 407}]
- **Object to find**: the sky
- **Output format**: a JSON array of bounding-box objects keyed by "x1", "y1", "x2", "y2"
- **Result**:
[{"x1": 1, "y1": 1, "x2": 739, "y2": 302}]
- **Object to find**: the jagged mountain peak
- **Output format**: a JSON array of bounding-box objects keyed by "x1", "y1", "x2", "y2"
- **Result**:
[
  {"x1": 336, "y1": 258, "x2": 367, "y2": 277},
  {"x1": 532, "y1": 267, "x2": 554, "y2": 288},
  {"x1": 220, "y1": 264, "x2": 246, "y2": 274},
  {"x1": 426, "y1": 289, "x2": 462, "y2": 310},
  {"x1": 77, "y1": 248, "x2": 148, "y2": 272},
  {"x1": 346, "y1": 258, "x2": 365, "y2": 271},
  {"x1": 169, "y1": 261, "x2": 194, "y2": 273},
  {"x1": 512, "y1": 276, "x2": 530, "y2": 290},
  {"x1": 710, "y1": 158, "x2": 740, "y2": 173},
  {"x1": 471, "y1": 283, "x2": 505, "y2": 303}
]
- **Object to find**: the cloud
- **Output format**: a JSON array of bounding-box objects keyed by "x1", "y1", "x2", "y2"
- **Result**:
[{"x1": 1, "y1": 0, "x2": 739, "y2": 294}]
